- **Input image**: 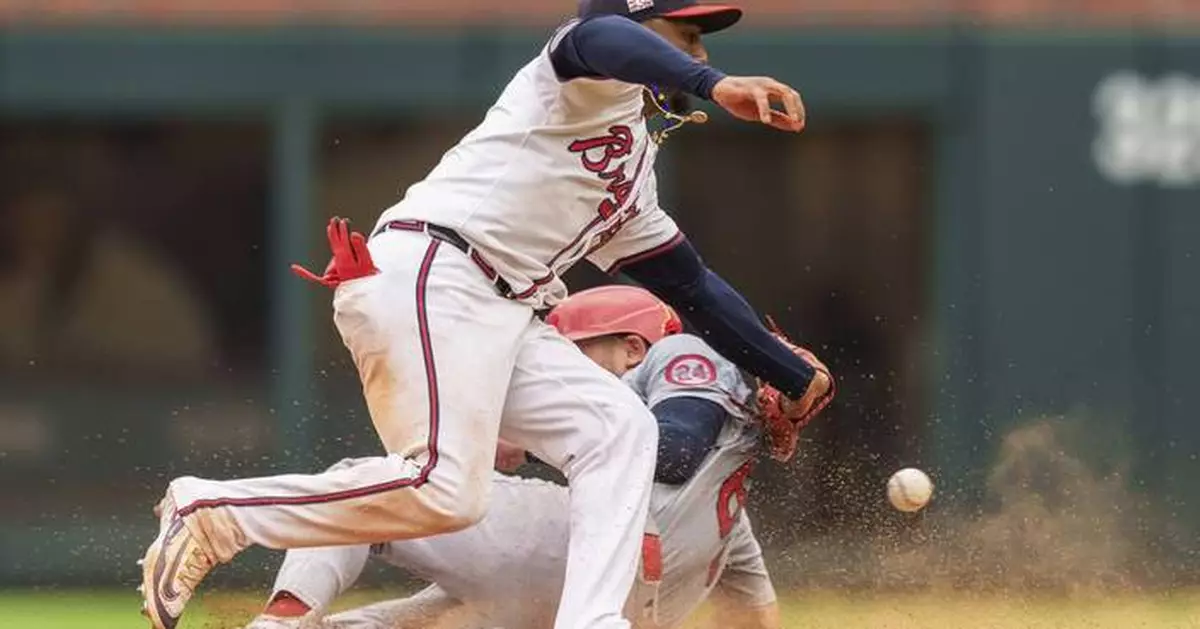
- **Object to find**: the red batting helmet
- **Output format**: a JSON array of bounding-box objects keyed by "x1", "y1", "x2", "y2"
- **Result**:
[{"x1": 547, "y1": 285, "x2": 683, "y2": 345}]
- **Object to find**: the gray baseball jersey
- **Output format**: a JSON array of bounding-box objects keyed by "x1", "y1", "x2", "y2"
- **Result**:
[{"x1": 623, "y1": 334, "x2": 776, "y2": 628}]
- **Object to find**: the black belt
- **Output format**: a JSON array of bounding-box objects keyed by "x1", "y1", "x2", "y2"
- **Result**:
[{"x1": 373, "y1": 220, "x2": 515, "y2": 299}]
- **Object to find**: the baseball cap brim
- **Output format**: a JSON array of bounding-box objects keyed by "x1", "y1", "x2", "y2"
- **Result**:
[{"x1": 661, "y1": 4, "x2": 742, "y2": 34}]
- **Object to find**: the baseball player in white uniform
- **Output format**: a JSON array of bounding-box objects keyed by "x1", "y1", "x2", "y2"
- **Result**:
[
  {"x1": 140, "y1": 2, "x2": 834, "y2": 628},
  {"x1": 244, "y1": 286, "x2": 785, "y2": 629}
]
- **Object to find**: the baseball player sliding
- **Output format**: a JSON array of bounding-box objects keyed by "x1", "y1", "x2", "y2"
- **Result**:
[
  {"x1": 243, "y1": 286, "x2": 805, "y2": 629},
  {"x1": 140, "y1": 2, "x2": 834, "y2": 628}
]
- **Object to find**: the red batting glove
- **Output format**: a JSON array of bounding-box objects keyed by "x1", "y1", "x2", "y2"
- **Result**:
[{"x1": 290, "y1": 217, "x2": 379, "y2": 289}]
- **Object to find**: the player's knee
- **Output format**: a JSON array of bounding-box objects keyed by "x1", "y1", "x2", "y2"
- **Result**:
[
  {"x1": 435, "y1": 487, "x2": 489, "y2": 532},
  {"x1": 366, "y1": 488, "x2": 487, "y2": 536},
  {"x1": 412, "y1": 476, "x2": 490, "y2": 534},
  {"x1": 351, "y1": 458, "x2": 490, "y2": 536}
]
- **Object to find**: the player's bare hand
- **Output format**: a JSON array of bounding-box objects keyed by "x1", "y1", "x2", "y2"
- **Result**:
[{"x1": 711, "y1": 76, "x2": 805, "y2": 132}]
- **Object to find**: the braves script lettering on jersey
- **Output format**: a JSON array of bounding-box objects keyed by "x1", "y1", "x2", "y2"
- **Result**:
[
  {"x1": 570, "y1": 125, "x2": 637, "y2": 217},
  {"x1": 258, "y1": 335, "x2": 776, "y2": 629}
]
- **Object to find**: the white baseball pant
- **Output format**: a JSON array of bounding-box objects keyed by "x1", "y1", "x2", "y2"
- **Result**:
[
  {"x1": 267, "y1": 470, "x2": 573, "y2": 628},
  {"x1": 322, "y1": 584, "x2": 471, "y2": 628},
  {"x1": 166, "y1": 228, "x2": 659, "y2": 629}
]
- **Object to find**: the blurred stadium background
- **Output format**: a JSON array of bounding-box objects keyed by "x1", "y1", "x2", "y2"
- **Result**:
[{"x1": 2, "y1": 0, "x2": 1200, "y2": 626}]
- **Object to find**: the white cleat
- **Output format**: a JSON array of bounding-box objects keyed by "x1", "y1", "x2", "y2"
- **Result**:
[{"x1": 138, "y1": 495, "x2": 216, "y2": 629}]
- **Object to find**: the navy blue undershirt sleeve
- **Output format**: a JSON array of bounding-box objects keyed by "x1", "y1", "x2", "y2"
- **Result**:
[
  {"x1": 652, "y1": 397, "x2": 726, "y2": 485},
  {"x1": 620, "y1": 238, "x2": 817, "y2": 400},
  {"x1": 550, "y1": 15, "x2": 727, "y2": 100}
]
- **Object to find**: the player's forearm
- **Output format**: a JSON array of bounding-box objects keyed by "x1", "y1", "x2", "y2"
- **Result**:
[
  {"x1": 551, "y1": 15, "x2": 726, "y2": 99},
  {"x1": 621, "y1": 239, "x2": 816, "y2": 400}
]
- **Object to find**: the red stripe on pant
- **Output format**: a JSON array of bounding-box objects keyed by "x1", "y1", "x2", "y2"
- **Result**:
[{"x1": 176, "y1": 240, "x2": 444, "y2": 517}]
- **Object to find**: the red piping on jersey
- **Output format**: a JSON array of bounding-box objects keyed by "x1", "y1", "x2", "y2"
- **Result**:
[
  {"x1": 176, "y1": 240, "x2": 445, "y2": 516},
  {"x1": 605, "y1": 231, "x2": 685, "y2": 275}
]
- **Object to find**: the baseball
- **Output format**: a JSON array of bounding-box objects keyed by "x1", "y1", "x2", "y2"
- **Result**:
[{"x1": 886, "y1": 467, "x2": 933, "y2": 512}]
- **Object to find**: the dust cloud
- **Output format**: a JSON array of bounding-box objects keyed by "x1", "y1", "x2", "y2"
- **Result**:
[{"x1": 770, "y1": 418, "x2": 1170, "y2": 595}]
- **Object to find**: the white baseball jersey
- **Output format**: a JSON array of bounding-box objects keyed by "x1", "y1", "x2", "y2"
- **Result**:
[
  {"x1": 286, "y1": 335, "x2": 776, "y2": 629},
  {"x1": 374, "y1": 20, "x2": 681, "y2": 309}
]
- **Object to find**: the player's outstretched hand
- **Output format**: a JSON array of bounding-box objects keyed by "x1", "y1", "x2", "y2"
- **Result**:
[{"x1": 711, "y1": 76, "x2": 805, "y2": 132}]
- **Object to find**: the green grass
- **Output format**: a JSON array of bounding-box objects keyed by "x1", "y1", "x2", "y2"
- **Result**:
[
  {"x1": 1, "y1": 591, "x2": 147, "y2": 629},
  {"x1": 2, "y1": 589, "x2": 1199, "y2": 628}
]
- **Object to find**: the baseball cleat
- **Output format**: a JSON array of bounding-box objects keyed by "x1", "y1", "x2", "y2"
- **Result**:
[{"x1": 139, "y1": 497, "x2": 216, "y2": 629}]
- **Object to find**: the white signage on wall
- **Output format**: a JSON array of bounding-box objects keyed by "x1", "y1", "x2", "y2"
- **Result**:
[{"x1": 1092, "y1": 71, "x2": 1200, "y2": 187}]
